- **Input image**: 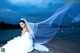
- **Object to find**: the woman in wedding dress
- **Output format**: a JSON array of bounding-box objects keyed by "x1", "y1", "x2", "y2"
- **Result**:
[
  {"x1": 0, "y1": 18, "x2": 49, "y2": 53},
  {"x1": 0, "y1": 3, "x2": 73, "y2": 53}
]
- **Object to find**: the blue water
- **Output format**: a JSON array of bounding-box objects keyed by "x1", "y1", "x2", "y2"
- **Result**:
[
  {"x1": 0, "y1": 29, "x2": 21, "y2": 42},
  {"x1": 56, "y1": 27, "x2": 80, "y2": 42},
  {"x1": 0, "y1": 27, "x2": 80, "y2": 42}
]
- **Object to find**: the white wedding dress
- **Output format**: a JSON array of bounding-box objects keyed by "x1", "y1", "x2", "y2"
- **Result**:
[{"x1": 0, "y1": 32, "x2": 33, "y2": 53}]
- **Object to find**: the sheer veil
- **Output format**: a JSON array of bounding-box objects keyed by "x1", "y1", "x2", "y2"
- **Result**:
[{"x1": 20, "y1": 3, "x2": 73, "y2": 52}]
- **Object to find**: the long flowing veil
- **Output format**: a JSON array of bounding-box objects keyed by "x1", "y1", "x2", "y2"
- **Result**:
[{"x1": 26, "y1": 3, "x2": 73, "y2": 44}]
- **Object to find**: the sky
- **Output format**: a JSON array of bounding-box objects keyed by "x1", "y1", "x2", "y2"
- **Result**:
[{"x1": 0, "y1": 0, "x2": 79, "y2": 24}]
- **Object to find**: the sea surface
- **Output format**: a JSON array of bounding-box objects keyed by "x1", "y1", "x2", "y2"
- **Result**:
[{"x1": 0, "y1": 27, "x2": 80, "y2": 53}]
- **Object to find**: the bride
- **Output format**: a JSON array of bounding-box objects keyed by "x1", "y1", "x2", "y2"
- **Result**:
[
  {"x1": 0, "y1": 3, "x2": 72, "y2": 53},
  {"x1": 0, "y1": 18, "x2": 49, "y2": 53}
]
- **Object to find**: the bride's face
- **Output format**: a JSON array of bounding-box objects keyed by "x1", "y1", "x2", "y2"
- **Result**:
[{"x1": 19, "y1": 22, "x2": 26, "y2": 29}]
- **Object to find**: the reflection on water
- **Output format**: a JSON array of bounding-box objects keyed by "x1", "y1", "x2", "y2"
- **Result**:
[{"x1": 0, "y1": 27, "x2": 80, "y2": 42}]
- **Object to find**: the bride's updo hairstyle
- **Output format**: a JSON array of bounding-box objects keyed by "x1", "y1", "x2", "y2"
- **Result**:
[{"x1": 20, "y1": 20, "x2": 25, "y2": 24}]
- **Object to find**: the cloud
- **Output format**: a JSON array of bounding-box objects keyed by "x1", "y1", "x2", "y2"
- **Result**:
[
  {"x1": 0, "y1": 8, "x2": 17, "y2": 13},
  {"x1": 8, "y1": 0, "x2": 63, "y2": 8}
]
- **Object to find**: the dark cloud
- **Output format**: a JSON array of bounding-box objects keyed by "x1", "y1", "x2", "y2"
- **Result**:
[{"x1": 0, "y1": 0, "x2": 79, "y2": 24}]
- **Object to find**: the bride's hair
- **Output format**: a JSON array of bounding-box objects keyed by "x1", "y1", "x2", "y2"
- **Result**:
[{"x1": 20, "y1": 20, "x2": 25, "y2": 23}]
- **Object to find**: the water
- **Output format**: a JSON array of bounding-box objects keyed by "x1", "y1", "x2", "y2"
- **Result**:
[
  {"x1": 0, "y1": 27, "x2": 80, "y2": 53},
  {"x1": 56, "y1": 27, "x2": 80, "y2": 42},
  {"x1": 0, "y1": 27, "x2": 80, "y2": 42},
  {"x1": 0, "y1": 29, "x2": 21, "y2": 42}
]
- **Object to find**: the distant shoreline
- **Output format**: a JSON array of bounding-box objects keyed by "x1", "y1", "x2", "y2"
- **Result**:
[
  {"x1": 0, "y1": 22, "x2": 20, "y2": 29},
  {"x1": 0, "y1": 22, "x2": 80, "y2": 30}
]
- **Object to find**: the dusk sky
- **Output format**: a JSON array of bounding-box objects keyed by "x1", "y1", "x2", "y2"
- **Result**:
[{"x1": 0, "y1": 0, "x2": 80, "y2": 24}]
